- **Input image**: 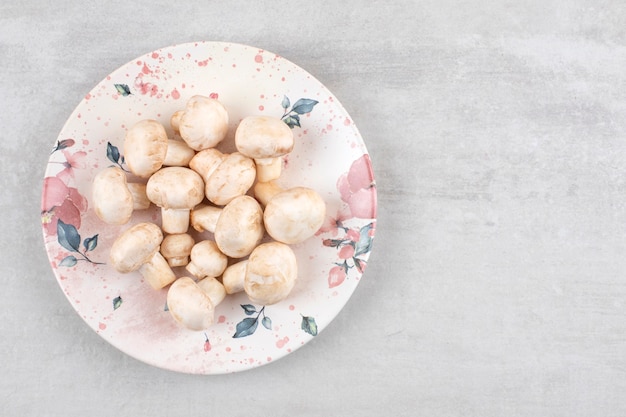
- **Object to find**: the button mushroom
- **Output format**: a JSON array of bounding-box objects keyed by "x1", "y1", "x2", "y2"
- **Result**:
[
  {"x1": 185, "y1": 240, "x2": 228, "y2": 279},
  {"x1": 109, "y1": 222, "x2": 176, "y2": 290},
  {"x1": 244, "y1": 242, "x2": 298, "y2": 305},
  {"x1": 188, "y1": 148, "x2": 226, "y2": 180},
  {"x1": 255, "y1": 183, "x2": 326, "y2": 244},
  {"x1": 178, "y1": 95, "x2": 229, "y2": 151},
  {"x1": 160, "y1": 233, "x2": 195, "y2": 267},
  {"x1": 124, "y1": 119, "x2": 169, "y2": 178},
  {"x1": 196, "y1": 276, "x2": 226, "y2": 307},
  {"x1": 213, "y1": 195, "x2": 264, "y2": 258},
  {"x1": 189, "y1": 149, "x2": 256, "y2": 206},
  {"x1": 163, "y1": 139, "x2": 196, "y2": 167},
  {"x1": 190, "y1": 204, "x2": 222, "y2": 233},
  {"x1": 92, "y1": 166, "x2": 150, "y2": 225},
  {"x1": 222, "y1": 260, "x2": 248, "y2": 295},
  {"x1": 204, "y1": 152, "x2": 256, "y2": 206},
  {"x1": 167, "y1": 277, "x2": 215, "y2": 331},
  {"x1": 146, "y1": 166, "x2": 205, "y2": 234},
  {"x1": 235, "y1": 115, "x2": 294, "y2": 182}
]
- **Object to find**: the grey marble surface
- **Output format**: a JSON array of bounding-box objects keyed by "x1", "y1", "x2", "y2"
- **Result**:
[{"x1": 4, "y1": 0, "x2": 626, "y2": 415}]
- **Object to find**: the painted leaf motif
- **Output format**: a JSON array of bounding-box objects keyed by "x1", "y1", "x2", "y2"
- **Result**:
[
  {"x1": 261, "y1": 316, "x2": 272, "y2": 330},
  {"x1": 283, "y1": 116, "x2": 300, "y2": 129},
  {"x1": 281, "y1": 95, "x2": 290, "y2": 109},
  {"x1": 354, "y1": 222, "x2": 374, "y2": 256},
  {"x1": 233, "y1": 317, "x2": 258, "y2": 338},
  {"x1": 106, "y1": 142, "x2": 121, "y2": 164},
  {"x1": 240, "y1": 304, "x2": 257, "y2": 315},
  {"x1": 301, "y1": 316, "x2": 318, "y2": 336},
  {"x1": 59, "y1": 255, "x2": 77, "y2": 267},
  {"x1": 114, "y1": 83, "x2": 131, "y2": 96},
  {"x1": 57, "y1": 220, "x2": 81, "y2": 252},
  {"x1": 83, "y1": 234, "x2": 98, "y2": 252},
  {"x1": 113, "y1": 296, "x2": 123, "y2": 310},
  {"x1": 290, "y1": 98, "x2": 318, "y2": 115}
]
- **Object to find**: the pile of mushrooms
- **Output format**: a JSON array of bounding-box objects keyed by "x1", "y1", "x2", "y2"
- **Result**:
[{"x1": 92, "y1": 95, "x2": 326, "y2": 331}]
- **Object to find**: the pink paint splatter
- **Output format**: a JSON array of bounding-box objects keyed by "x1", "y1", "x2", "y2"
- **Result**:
[
  {"x1": 276, "y1": 336, "x2": 289, "y2": 348},
  {"x1": 142, "y1": 63, "x2": 152, "y2": 74},
  {"x1": 258, "y1": 105, "x2": 264, "y2": 111},
  {"x1": 344, "y1": 117, "x2": 351, "y2": 126},
  {"x1": 255, "y1": 54, "x2": 263, "y2": 63},
  {"x1": 151, "y1": 52, "x2": 159, "y2": 59},
  {"x1": 171, "y1": 89, "x2": 181, "y2": 99},
  {"x1": 84, "y1": 93, "x2": 91, "y2": 100},
  {"x1": 289, "y1": 305, "x2": 295, "y2": 311},
  {"x1": 209, "y1": 92, "x2": 219, "y2": 99},
  {"x1": 218, "y1": 315, "x2": 226, "y2": 323},
  {"x1": 98, "y1": 322, "x2": 106, "y2": 330},
  {"x1": 198, "y1": 59, "x2": 209, "y2": 67}
]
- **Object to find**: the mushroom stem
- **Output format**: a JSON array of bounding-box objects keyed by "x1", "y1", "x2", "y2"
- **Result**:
[
  {"x1": 163, "y1": 139, "x2": 196, "y2": 167},
  {"x1": 161, "y1": 208, "x2": 192, "y2": 234},
  {"x1": 126, "y1": 183, "x2": 151, "y2": 210},
  {"x1": 222, "y1": 260, "x2": 248, "y2": 294},
  {"x1": 196, "y1": 277, "x2": 227, "y2": 307},
  {"x1": 139, "y1": 251, "x2": 177, "y2": 289},
  {"x1": 253, "y1": 181, "x2": 284, "y2": 207},
  {"x1": 254, "y1": 157, "x2": 282, "y2": 183},
  {"x1": 190, "y1": 204, "x2": 222, "y2": 233}
]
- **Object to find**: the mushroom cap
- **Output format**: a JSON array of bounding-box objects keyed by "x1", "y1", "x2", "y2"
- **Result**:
[
  {"x1": 160, "y1": 233, "x2": 195, "y2": 266},
  {"x1": 204, "y1": 152, "x2": 256, "y2": 206},
  {"x1": 146, "y1": 167, "x2": 205, "y2": 209},
  {"x1": 244, "y1": 242, "x2": 298, "y2": 305},
  {"x1": 179, "y1": 96, "x2": 229, "y2": 151},
  {"x1": 185, "y1": 240, "x2": 228, "y2": 279},
  {"x1": 263, "y1": 187, "x2": 327, "y2": 244},
  {"x1": 214, "y1": 196, "x2": 264, "y2": 258},
  {"x1": 235, "y1": 115, "x2": 294, "y2": 159},
  {"x1": 124, "y1": 119, "x2": 168, "y2": 178},
  {"x1": 167, "y1": 277, "x2": 215, "y2": 331},
  {"x1": 110, "y1": 222, "x2": 163, "y2": 273},
  {"x1": 188, "y1": 148, "x2": 225, "y2": 180},
  {"x1": 92, "y1": 166, "x2": 134, "y2": 225}
]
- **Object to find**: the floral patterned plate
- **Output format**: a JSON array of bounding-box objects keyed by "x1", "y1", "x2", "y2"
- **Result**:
[{"x1": 41, "y1": 41, "x2": 377, "y2": 374}]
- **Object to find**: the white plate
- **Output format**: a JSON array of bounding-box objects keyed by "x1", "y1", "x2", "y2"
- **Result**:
[{"x1": 41, "y1": 41, "x2": 377, "y2": 374}]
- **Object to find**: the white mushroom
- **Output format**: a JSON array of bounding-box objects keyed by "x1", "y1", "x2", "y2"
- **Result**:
[
  {"x1": 188, "y1": 148, "x2": 226, "y2": 180},
  {"x1": 204, "y1": 152, "x2": 256, "y2": 206},
  {"x1": 196, "y1": 276, "x2": 227, "y2": 307},
  {"x1": 109, "y1": 222, "x2": 176, "y2": 290},
  {"x1": 222, "y1": 260, "x2": 248, "y2": 295},
  {"x1": 163, "y1": 139, "x2": 196, "y2": 167},
  {"x1": 178, "y1": 95, "x2": 229, "y2": 151},
  {"x1": 160, "y1": 233, "x2": 195, "y2": 267},
  {"x1": 146, "y1": 167, "x2": 205, "y2": 234},
  {"x1": 189, "y1": 149, "x2": 256, "y2": 206},
  {"x1": 235, "y1": 115, "x2": 294, "y2": 182},
  {"x1": 167, "y1": 277, "x2": 214, "y2": 331},
  {"x1": 124, "y1": 119, "x2": 169, "y2": 178},
  {"x1": 92, "y1": 166, "x2": 150, "y2": 225},
  {"x1": 185, "y1": 240, "x2": 228, "y2": 279},
  {"x1": 190, "y1": 204, "x2": 222, "y2": 233},
  {"x1": 126, "y1": 183, "x2": 151, "y2": 210},
  {"x1": 244, "y1": 242, "x2": 298, "y2": 305},
  {"x1": 170, "y1": 110, "x2": 184, "y2": 135},
  {"x1": 213, "y1": 195, "x2": 264, "y2": 258},
  {"x1": 255, "y1": 183, "x2": 326, "y2": 244}
]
